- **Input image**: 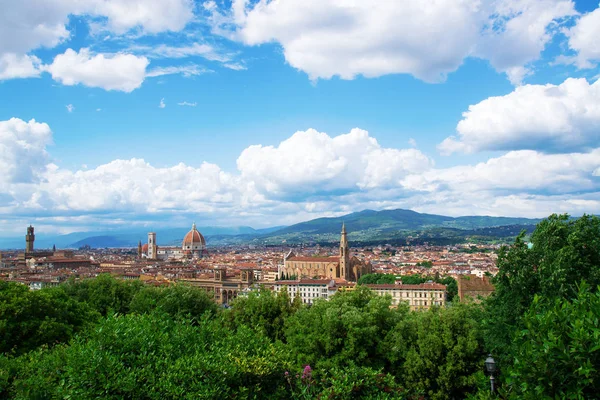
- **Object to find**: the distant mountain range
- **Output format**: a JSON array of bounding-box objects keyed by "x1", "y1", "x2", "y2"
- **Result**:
[
  {"x1": 247, "y1": 209, "x2": 542, "y2": 246},
  {"x1": 273, "y1": 209, "x2": 540, "y2": 234},
  {"x1": 0, "y1": 209, "x2": 544, "y2": 250}
]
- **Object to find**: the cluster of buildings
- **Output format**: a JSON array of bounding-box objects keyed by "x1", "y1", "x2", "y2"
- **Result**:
[
  {"x1": 1, "y1": 223, "x2": 497, "y2": 309},
  {"x1": 141, "y1": 223, "x2": 207, "y2": 260}
]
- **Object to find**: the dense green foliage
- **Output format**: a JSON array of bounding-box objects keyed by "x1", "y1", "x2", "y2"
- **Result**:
[
  {"x1": 4, "y1": 314, "x2": 292, "y2": 399},
  {"x1": 358, "y1": 273, "x2": 397, "y2": 284},
  {"x1": 483, "y1": 213, "x2": 600, "y2": 397},
  {"x1": 285, "y1": 286, "x2": 406, "y2": 371},
  {"x1": 1, "y1": 214, "x2": 599, "y2": 398},
  {"x1": 0, "y1": 281, "x2": 98, "y2": 356},
  {"x1": 505, "y1": 284, "x2": 600, "y2": 399},
  {"x1": 61, "y1": 273, "x2": 143, "y2": 316},
  {"x1": 384, "y1": 303, "x2": 485, "y2": 399},
  {"x1": 484, "y1": 214, "x2": 600, "y2": 371},
  {"x1": 223, "y1": 287, "x2": 301, "y2": 341},
  {"x1": 129, "y1": 283, "x2": 218, "y2": 322}
]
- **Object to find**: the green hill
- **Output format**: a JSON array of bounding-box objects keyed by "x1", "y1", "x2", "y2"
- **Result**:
[
  {"x1": 273, "y1": 209, "x2": 540, "y2": 235},
  {"x1": 259, "y1": 209, "x2": 542, "y2": 245}
]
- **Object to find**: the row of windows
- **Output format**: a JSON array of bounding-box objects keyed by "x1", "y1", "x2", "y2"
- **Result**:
[
  {"x1": 376, "y1": 290, "x2": 444, "y2": 299},
  {"x1": 276, "y1": 286, "x2": 327, "y2": 291},
  {"x1": 290, "y1": 262, "x2": 330, "y2": 269},
  {"x1": 300, "y1": 287, "x2": 325, "y2": 292},
  {"x1": 389, "y1": 298, "x2": 444, "y2": 307},
  {"x1": 412, "y1": 300, "x2": 442, "y2": 306},
  {"x1": 303, "y1": 292, "x2": 324, "y2": 298}
]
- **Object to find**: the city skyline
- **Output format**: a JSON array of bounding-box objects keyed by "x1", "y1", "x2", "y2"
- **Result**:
[{"x1": 1, "y1": 0, "x2": 600, "y2": 235}]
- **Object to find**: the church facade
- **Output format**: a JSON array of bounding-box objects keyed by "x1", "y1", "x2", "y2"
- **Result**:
[{"x1": 280, "y1": 224, "x2": 371, "y2": 282}]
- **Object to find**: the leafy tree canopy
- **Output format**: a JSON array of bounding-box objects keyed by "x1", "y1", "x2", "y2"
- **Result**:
[
  {"x1": 505, "y1": 283, "x2": 600, "y2": 399},
  {"x1": 484, "y1": 214, "x2": 600, "y2": 365},
  {"x1": 223, "y1": 287, "x2": 300, "y2": 341},
  {"x1": 285, "y1": 286, "x2": 406, "y2": 371},
  {"x1": 384, "y1": 302, "x2": 485, "y2": 400},
  {"x1": 0, "y1": 281, "x2": 98, "y2": 356},
  {"x1": 61, "y1": 274, "x2": 143, "y2": 316},
  {"x1": 129, "y1": 283, "x2": 217, "y2": 322}
]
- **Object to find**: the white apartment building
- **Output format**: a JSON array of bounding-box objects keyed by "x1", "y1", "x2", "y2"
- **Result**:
[
  {"x1": 273, "y1": 279, "x2": 337, "y2": 304},
  {"x1": 272, "y1": 280, "x2": 447, "y2": 310},
  {"x1": 365, "y1": 283, "x2": 447, "y2": 310}
]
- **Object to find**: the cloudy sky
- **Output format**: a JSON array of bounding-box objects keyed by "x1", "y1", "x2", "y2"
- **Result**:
[{"x1": 1, "y1": 0, "x2": 600, "y2": 235}]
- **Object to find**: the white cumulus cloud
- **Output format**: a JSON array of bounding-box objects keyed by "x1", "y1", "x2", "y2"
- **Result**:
[
  {"x1": 209, "y1": 0, "x2": 577, "y2": 83},
  {"x1": 2, "y1": 118, "x2": 599, "y2": 229},
  {"x1": 474, "y1": 0, "x2": 577, "y2": 85},
  {"x1": 0, "y1": 118, "x2": 52, "y2": 185},
  {"x1": 0, "y1": 54, "x2": 42, "y2": 80},
  {"x1": 404, "y1": 149, "x2": 600, "y2": 194},
  {"x1": 88, "y1": 0, "x2": 194, "y2": 34},
  {"x1": 566, "y1": 6, "x2": 600, "y2": 69},
  {"x1": 0, "y1": 0, "x2": 195, "y2": 57},
  {"x1": 0, "y1": 1, "x2": 71, "y2": 56},
  {"x1": 0, "y1": 0, "x2": 194, "y2": 87},
  {"x1": 38, "y1": 159, "x2": 236, "y2": 213},
  {"x1": 438, "y1": 77, "x2": 600, "y2": 154},
  {"x1": 236, "y1": 128, "x2": 433, "y2": 196},
  {"x1": 45, "y1": 48, "x2": 149, "y2": 92}
]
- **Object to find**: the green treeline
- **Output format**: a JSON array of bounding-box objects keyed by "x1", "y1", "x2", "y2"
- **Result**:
[{"x1": 1, "y1": 213, "x2": 599, "y2": 399}]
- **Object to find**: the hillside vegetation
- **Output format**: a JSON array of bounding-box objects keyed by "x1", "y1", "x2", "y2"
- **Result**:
[{"x1": 254, "y1": 209, "x2": 540, "y2": 245}]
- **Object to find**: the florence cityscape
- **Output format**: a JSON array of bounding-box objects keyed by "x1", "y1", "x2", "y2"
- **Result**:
[{"x1": 1, "y1": 0, "x2": 600, "y2": 399}]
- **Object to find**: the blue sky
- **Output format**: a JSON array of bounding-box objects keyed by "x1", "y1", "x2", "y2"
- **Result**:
[{"x1": 1, "y1": 0, "x2": 600, "y2": 235}]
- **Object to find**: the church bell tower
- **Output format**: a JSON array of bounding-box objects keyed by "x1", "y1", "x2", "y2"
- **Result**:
[
  {"x1": 339, "y1": 223, "x2": 349, "y2": 279},
  {"x1": 148, "y1": 232, "x2": 157, "y2": 259}
]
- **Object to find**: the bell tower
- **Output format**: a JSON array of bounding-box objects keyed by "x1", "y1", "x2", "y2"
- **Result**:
[
  {"x1": 25, "y1": 225, "x2": 35, "y2": 253},
  {"x1": 339, "y1": 223, "x2": 349, "y2": 279},
  {"x1": 148, "y1": 232, "x2": 157, "y2": 259}
]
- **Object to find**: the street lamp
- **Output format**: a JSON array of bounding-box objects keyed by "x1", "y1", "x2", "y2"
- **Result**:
[{"x1": 485, "y1": 354, "x2": 496, "y2": 394}]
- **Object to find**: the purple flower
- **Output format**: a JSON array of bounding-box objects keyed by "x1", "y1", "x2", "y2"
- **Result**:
[
  {"x1": 284, "y1": 371, "x2": 289, "y2": 377},
  {"x1": 302, "y1": 365, "x2": 312, "y2": 380}
]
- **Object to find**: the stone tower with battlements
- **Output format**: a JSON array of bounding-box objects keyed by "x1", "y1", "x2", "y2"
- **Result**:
[{"x1": 25, "y1": 225, "x2": 35, "y2": 253}]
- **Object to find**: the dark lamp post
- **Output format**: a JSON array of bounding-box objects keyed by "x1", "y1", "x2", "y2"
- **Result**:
[{"x1": 485, "y1": 354, "x2": 496, "y2": 393}]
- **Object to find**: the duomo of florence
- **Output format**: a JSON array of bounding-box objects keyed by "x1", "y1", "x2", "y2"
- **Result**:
[{"x1": 139, "y1": 223, "x2": 207, "y2": 260}]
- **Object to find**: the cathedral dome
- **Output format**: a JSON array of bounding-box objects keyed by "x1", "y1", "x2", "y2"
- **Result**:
[{"x1": 182, "y1": 223, "x2": 206, "y2": 251}]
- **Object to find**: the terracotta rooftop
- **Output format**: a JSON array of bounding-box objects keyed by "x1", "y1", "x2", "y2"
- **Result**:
[
  {"x1": 274, "y1": 279, "x2": 332, "y2": 285},
  {"x1": 286, "y1": 256, "x2": 339, "y2": 262},
  {"x1": 457, "y1": 275, "x2": 495, "y2": 294}
]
